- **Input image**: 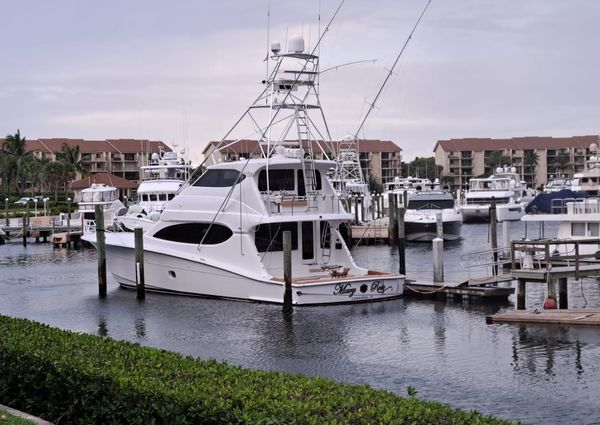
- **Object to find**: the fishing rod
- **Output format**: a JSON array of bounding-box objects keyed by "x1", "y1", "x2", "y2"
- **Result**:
[{"x1": 353, "y1": 0, "x2": 432, "y2": 139}]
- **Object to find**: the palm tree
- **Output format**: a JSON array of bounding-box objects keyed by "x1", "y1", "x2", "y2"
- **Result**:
[
  {"x1": 56, "y1": 143, "x2": 88, "y2": 178},
  {"x1": 553, "y1": 154, "x2": 572, "y2": 176},
  {"x1": 485, "y1": 151, "x2": 511, "y2": 174},
  {"x1": 1, "y1": 130, "x2": 32, "y2": 193},
  {"x1": 44, "y1": 161, "x2": 76, "y2": 202},
  {"x1": 523, "y1": 150, "x2": 539, "y2": 186}
]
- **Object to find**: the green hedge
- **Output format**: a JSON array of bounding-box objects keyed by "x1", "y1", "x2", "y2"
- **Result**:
[{"x1": 0, "y1": 316, "x2": 519, "y2": 424}]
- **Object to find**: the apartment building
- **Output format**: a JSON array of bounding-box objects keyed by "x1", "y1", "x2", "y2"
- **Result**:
[
  {"x1": 202, "y1": 139, "x2": 403, "y2": 184},
  {"x1": 25, "y1": 138, "x2": 170, "y2": 183},
  {"x1": 434, "y1": 135, "x2": 600, "y2": 189}
]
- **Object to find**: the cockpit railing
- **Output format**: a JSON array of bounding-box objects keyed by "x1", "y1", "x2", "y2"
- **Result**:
[{"x1": 262, "y1": 193, "x2": 347, "y2": 216}]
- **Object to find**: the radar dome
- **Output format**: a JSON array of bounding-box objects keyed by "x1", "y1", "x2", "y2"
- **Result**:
[
  {"x1": 590, "y1": 143, "x2": 598, "y2": 152},
  {"x1": 151, "y1": 152, "x2": 160, "y2": 161},
  {"x1": 288, "y1": 35, "x2": 305, "y2": 53},
  {"x1": 495, "y1": 167, "x2": 503, "y2": 174},
  {"x1": 510, "y1": 166, "x2": 517, "y2": 173},
  {"x1": 270, "y1": 41, "x2": 281, "y2": 55}
]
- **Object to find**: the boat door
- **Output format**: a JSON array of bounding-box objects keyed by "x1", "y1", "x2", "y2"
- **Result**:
[{"x1": 301, "y1": 221, "x2": 317, "y2": 264}]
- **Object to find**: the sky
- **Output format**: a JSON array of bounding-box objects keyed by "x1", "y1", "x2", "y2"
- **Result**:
[{"x1": 1, "y1": 0, "x2": 599, "y2": 164}]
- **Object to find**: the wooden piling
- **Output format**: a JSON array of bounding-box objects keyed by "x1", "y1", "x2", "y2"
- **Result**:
[
  {"x1": 502, "y1": 221, "x2": 510, "y2": 258},
  {"x1": 397, "y1": 204, "x2": 406, "y2": 275},
  {"x1": 371, "y1": 195, "x2": 376, "y2": 221},
  {"x1": 388, "y1": 193, "x2": 396, "y2": 242},
  {"x1": 22, "y1": 205, "x2": 28, "y2": 247},
  {"x1": 547, "y1": 278, "x2": 557, "y2": 301},
  {"x1": 354, "y1": 196, "x2": 360, "y2": 224},
  {"x1": 377, "y1": 195, "x2": 382, "y2": 218},
  {"x1": 134, "y1": 227, "x2": 145, "y2": 300},
  {"x1": 517, "y1": 278, "x2": 526, "y2": 310},
  {"x1": 95, "y1": 205, "x2": 107, "y2": 297},
  {"x1": 558, "y1": 277, "x2": 568, "y2": 309},
  {"x1": 433, "y1": 212, "x2": 444, "y2": 282},
  {"x1": 490, "y1": 197, "x2": 498, "y2": 276},
  {"x1": 282, "y1": 230, "x2": 293, "y2": 313}
]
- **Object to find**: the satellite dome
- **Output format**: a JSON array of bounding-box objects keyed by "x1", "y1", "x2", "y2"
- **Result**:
[
  {"x1": 288, "y1": 35, "x2": 305, "y2": 53},
  {"x1": 510, "y1": 166, "x2": 517, "y2": 173},
  {"x1": 270, "y1": 41, "x2": 281, "y2": 55},
  {"x1": 495, "y1": 167, "x2": 503, "y2": 174},
  {"x1": 590, "y1": 143, "x2": 598, "y2": 152},
  {"x1": 151, "y1": 152, "x2": 160, "y2": 161}
]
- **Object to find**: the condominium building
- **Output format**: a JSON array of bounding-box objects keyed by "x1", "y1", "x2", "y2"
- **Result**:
[
  {"x1": 434, "y1": 135, "x2": 600, "y2": 189},
  {"x1": 202, "y1": 139, "x2": 402, "y2": 184},
  {"x1": 25, "y1": 138, "x2": 171, "y2": 183}
]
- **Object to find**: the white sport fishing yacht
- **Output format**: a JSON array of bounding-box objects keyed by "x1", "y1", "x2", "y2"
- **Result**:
[
  {"x1": 118, "y1": 149, "x2": 192, "y2": 231},
  {"x1": 83, "y1": 35, "x2": 403, "y2": 305},
  {"x1": 571, "y1": 143, "x2": 600, "y2": 196}
]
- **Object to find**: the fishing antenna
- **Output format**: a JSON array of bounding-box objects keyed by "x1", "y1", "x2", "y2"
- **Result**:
[{"x1": 353, "y1": 0, "x2": 432, "y2": 139}]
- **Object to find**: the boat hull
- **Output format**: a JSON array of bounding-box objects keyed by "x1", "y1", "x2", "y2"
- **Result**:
[
  {"x1": 460, "y1": 204, "x2": 490, "y2": 222},
  {"x1": 405, "y1": 219, "x2": 462, "y2": 242},
  {"x1": 101, "y1": 240, "x2": 404, "y2": 305}
]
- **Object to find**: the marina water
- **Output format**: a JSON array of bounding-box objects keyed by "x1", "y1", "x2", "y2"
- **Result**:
[{"x1": 2, "y1": 222, "x2": 600, "y2": 425}]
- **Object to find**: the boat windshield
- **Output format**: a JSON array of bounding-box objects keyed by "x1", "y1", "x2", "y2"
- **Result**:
[
  {"x1": 194, "y1": 169, "x2": 245, "y2": 187},
  {"x1": 79, "y1": 191, "x2": 117, "y2": 203},
  {"x1": 408, "y1": 199, "x2": 454, "y2": 210},
  {"x1": 469, "y1": 179, "x2": 511, "y2": 191}
]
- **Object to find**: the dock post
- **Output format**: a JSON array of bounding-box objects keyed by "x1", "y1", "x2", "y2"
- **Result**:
[
  {"x1": 354, "y1": 196, "x2": 360, "y2": 224},
  {"x1": 516, "y1": 278, "x2": 526, "y2": 310},
  {"x1": 134, "y1": 227, "x2": 145, "y2": 300},
  {"x1": 397, "y1": 204, "x2": 406, "y2": 275},
  {"x1": 377, "y1": 195, "x2": 382, "y2": 218},
  {"x1": 4, "y1": 197, "x2": 8, "y2": 227},
  {"x1": 490, "y1": 197, "x2": 498, "y2": 276},
  {"x1": 558, "y1": 277, "x2": 568, "y2": 309},
  {"x1": 23, "y1": 202, "x2": 30, "y2": 247},
  {"x1": 282, "y1": 230, "x2": 293, "y2": 314},
  {"x1": 433, "y1": 211, "x2": 444, "y2": 283},
  {"x1": 371, "y1": 194, "x2": 375, "y2": 221},
  {"x1": 95, "y1": 205, "x2": 107, "y2": 298},
  {"x1": 388, "y1": 193, "x2": 396, "y2": 243},
  {"x1": 547, "y1": 278, "x2": 557, "y2": 301},
  {"x1": 502, "y1": 221, "x2": 510, "y2": 258},
  {"x1": 361, "y1": 194, "x2": 366, "y2": 222},
  {"x1": 66, "y1": 197, "x2": 71, "y2": 248}
]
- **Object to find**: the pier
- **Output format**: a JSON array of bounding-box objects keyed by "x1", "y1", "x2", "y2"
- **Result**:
[{"x1": 1, "y1": 216, "x2": 82, "y2": 247}]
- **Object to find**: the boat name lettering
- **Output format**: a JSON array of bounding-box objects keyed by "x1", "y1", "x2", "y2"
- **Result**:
[
  {"x1": 371, "y1": 280, "x2": 392, "y2": 294},
  {"x1": 333, "y1": 283, "x2": 356, "y2": 297}
]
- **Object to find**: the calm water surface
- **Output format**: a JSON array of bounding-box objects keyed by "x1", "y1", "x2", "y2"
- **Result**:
[{"x1": 1, "y1": 222, "x2": 600, "y2": 425}]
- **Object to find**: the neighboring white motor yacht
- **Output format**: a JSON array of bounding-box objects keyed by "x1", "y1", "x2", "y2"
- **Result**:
[
  {"x1": 83, "y1": 35, "x2": 403, "y2": 305},
  {"x1": 404, "y1": 190, "x2": 463, "y2": 241},
  {"x1": 571, "y1": 143, "x2": 600, "y2": 196},
  {"x1": 460, "y1": 166, "x2": 531, "y2": 222},
  {"x1": 543, "y1": 175, "x2": 572, "y2": 193},
  {"x1": 118, "y1": 149, "x2": 192, "y2": 231},
  {"x1": 74, "y1": 183, "x2": 126, "y2": 233},
  {"x1": 382, "y1": 176, "x2": 433, "y2": 212}
]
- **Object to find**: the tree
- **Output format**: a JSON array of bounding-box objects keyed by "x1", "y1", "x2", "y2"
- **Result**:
[
  {"x1": 1, "y1": 129, "x2": 32, "y2": 193},
  {"x1": 485, "y1": 151, "x2": 511, "y2": 173},
  {"x1": 404, "y1": 157, "x2": 440, "y2": 182},
  {"x1": 552, "y1": 154, "x2": 571, "y2": 176},
  {"x1": 523, "y1": 150, "x2": 539, "y2": 185},
  {"x1": 56, "y1": 143, "x2": 88, "y2": 178},
  {"x1": 44, "y1": 161, "x2": 76, "y2": 201}
]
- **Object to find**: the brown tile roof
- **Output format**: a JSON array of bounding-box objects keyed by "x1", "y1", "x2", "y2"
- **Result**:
[
  {"x1": 202, "y1": 139, "x2": 402, "y2": 155},
  {"x1": 70, "y1": 173, "x2": 139, "y2": 190},
  {"x1": 434, "y1": 135, "x2": 600, "y2": 152},
  {"x1": 21, "y1": 138, "x2": 171, "y2": 154}
]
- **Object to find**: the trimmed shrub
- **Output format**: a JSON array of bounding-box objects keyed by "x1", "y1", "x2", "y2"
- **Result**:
[{"x1": 0, "y1": 316, "x2": 520, "y2": 424}]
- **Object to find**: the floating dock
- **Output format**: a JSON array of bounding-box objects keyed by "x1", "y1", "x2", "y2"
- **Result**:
[
  {"x1": 404, "y1": 280, "x2": 514, "y2": 301},
  {"x1": 487, "y1": 309, "x2": 600, "y2": 326}
]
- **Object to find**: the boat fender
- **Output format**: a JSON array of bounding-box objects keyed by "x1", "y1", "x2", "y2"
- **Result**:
[{"x1": 543, "y1": 297, "x2": 557, "y2": 309}]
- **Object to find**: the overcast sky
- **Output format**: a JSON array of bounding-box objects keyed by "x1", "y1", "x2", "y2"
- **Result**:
[{"x1": 1, "y1": 0, "x2": 598, "y2": 163}]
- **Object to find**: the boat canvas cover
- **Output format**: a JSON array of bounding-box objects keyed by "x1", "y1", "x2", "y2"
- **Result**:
[{"x1": 525, "y1": 189, "x2": 588, "y2": 214}]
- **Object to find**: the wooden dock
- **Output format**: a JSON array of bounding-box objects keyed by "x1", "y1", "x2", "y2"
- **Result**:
[
  {"x1": 404, "y1": 280, "x2": 514, "y2": 301},
  {"x1": 350, "y1": 217, "x2": 389, "y2": 244},
  {"x1": 487, "y1": 309, "x2": 600, "y2": 326}
]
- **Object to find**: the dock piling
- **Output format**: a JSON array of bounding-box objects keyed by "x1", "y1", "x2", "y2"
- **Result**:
[
  {"x1": 517, "y1": 278, "x2": 526, "y2": 310},
  {"x1": 388, "y1": 193, "x2": 396, "y2": 242},
  {"x1": 95, "y1": 205, "x2": 107, "y2": 298},
  {"x1": 397, "y1": 204, "x2": 406, "y2": 275},
  {"x1": 490, "y1": 198, "x2": 498, "y2": 276},
  {"x1": 558, "y1": 277, "x2": 568, "y2": 309},
  {"x1": 282, "y1": 230, "x2": 293, "y2": 314},
  {"x1": 22, "y1": 203, "x2": 29, "y2": 247},
  {"x1": 134, "y1": 227, "x2": 145, "y2": 300},
  {"x1": 354, "y1": 196, "x2": 360, "y2": 224},
  {"x1": 433, "y1": 212, "x2": 444, "y2": 283}
]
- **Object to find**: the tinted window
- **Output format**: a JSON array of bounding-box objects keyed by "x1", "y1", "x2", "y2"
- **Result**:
[
  {"x1": 153, "y1": 223, "x2": 232, "y2": 245},
  {"x1": 194, "y1": 169, "x2": 245, "y2": 187},
  {"x1": 408, "y1": 199, "x2": 455, "y2": 210},
  {"x1": 255, "y1": 222, "x2": 298, "y2": 252},
  {"x1": 297, "y1": 170, "x2": 322, "y2": 196},
  {"x1": 258, "y1": 169, "x2": 295, "y2": 191}
]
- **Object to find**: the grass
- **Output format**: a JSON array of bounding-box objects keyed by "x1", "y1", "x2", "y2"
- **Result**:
[{"x1": 0, "y1": 409, "x2": 36, "y2": 425}]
